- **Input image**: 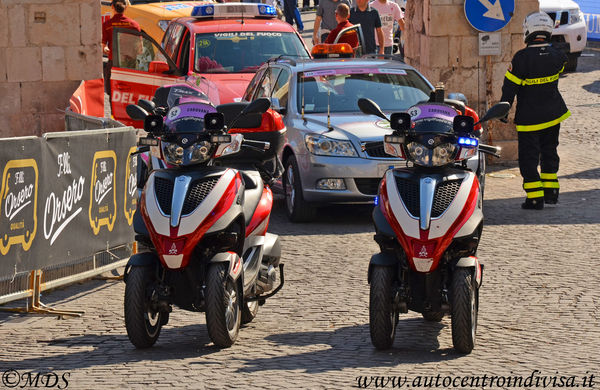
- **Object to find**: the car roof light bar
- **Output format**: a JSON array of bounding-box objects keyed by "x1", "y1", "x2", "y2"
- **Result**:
[{"x1": 191, "y1": 3, "x2": 277, "y2": 19}]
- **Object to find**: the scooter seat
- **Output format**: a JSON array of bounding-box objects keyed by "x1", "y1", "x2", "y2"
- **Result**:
[{"x1": 241, "y1": 170, "x2": 264, "y2": 226}]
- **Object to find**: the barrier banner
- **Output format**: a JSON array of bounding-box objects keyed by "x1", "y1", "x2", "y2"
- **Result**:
[
  {"x1": 0, "y1": 129, "x2": 136, "y2": 277},
  {"x1": 579, "y1": 0, "x2": 600, "y2": 41}
]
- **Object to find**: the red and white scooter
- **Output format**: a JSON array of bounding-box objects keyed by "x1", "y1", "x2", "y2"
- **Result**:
[
  {"x1": 358, "y1": 97, "x2": 509, "y2": 353},
  {"x1": 124, "y1": 97, "x2": 285, "y2": 348}
]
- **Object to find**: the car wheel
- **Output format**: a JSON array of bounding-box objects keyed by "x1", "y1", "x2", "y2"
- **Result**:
[
  {"x1": 284, "y1": 155, "x2": 316, "y2": 222},
  {"x1": 564, "y1": 53, "x2": 579, "y2": 72}
]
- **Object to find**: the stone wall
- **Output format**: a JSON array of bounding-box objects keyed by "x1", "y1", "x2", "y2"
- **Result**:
[
  {"x1": 0, "y1": 0, "x2": 102, "y2": 137},
  {"x1": 404, "y1": 0, "x2": 539, "y2": 161}
]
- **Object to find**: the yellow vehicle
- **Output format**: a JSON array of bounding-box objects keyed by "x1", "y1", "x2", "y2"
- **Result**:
[{"x1": 101, "y1": 0, "x2": 213, "y2": 44}]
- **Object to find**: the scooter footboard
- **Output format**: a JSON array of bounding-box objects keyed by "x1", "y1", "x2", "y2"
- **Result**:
[{"x1": 263, "y1": 232, "x2": 281, "y2": 266}]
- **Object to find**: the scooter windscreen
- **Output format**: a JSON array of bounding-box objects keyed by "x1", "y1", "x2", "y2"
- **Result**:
[
  {"x1": 161, "y1": 102, "x2": 218, "y2": 166},
  {"x1": 404, "y1": 103, "x2": 459, "y2": 167}
]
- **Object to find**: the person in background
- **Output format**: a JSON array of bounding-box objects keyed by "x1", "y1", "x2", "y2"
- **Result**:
[
  {"x1": 500, "y1": 11, "x2": 570, "y2": 210},
  {"x1": 101, "y1": 0, "x2": 141, "y2": 101},
  {"x1": 313, "y1": 0, "x2": 351, "y2": 44},
  {"x1": 284, "y1": 0, "x2": 304, "y2": 32},
  {"x1": 302, "y1": 0, "x2": 318, "y2": 11},
  {"x1": 325, "y1": 3, "x2": 358, "y2": 48},
  {"x1": 349, "y1": 0, "x2": 384, "y2": 55},
  {"x1": 370, "y1": 0, "x2": 404, "y2": 55}
]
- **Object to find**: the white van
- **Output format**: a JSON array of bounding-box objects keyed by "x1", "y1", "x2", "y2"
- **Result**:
[{"x1": 539, "y1": 0, "x2": 587, "y2": 71}]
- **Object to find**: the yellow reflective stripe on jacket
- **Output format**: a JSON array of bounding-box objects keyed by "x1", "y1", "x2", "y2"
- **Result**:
[
  {"x1": 516, "y1": 111, "x2": 571, "y2": 132},
  {"x1": 505, "y1": 70, "x2": 523, "y2": 85},
  {"x1": 526, "y1": 190, "x2": 545, "y2": 199},
  {"x1": 523, "y1": 181, "x2": 542, "y2": 189},
  {"x1": 523, "y1": 73, "x2": 560, "y2": 85},
  {"x1": 540, "y1": 173, "x2": 558, "y2": 180},
  {"x1": 542, "y1": 181, "x2": 560, "y2": 188}
]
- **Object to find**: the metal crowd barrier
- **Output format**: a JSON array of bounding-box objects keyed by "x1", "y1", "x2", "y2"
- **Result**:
[{"x1": 0, "y1": 243, "x2": 135, "y2": 317}]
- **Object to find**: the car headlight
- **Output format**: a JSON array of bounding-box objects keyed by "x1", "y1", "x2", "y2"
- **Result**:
[
  {"x1": 570, "y1": 10, "x2": 583, "y2": 25},
  {"x1": 305, "y1": 134, "x2": 357, "y2": 157},
  {"x1": 161, "y1": 140, "x2": 212, "y2": 166},
  {"x1": 158, "y1": 20, "x2": 170, "y2": 31},
  {"x1": 406, "y1": 142, "x2": 456, "y2": 167}
]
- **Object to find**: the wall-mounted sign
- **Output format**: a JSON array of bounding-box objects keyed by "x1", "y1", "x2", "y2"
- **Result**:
[
  {"x1": 465, "y1": 0, "x2": 514, "y2": 32},
  {"x1": 479, "y1": 32, "x2": 502, "y2": 56}
]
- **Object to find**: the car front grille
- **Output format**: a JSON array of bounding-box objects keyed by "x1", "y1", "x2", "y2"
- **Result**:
[
  {"x1": 362, "y1": 141, "x2": 396, "y2": 158},
  {"x1": 154, "y1": 177, "x2": 174, "y2": 215},
  {"x1": 355, "y1": 178, "x2": 381, "y2": 196},
  {"x1": 182, "y1": 177, "x2": 220, "y2": 215},
  {"x1": 546, "y1": 11, "x2": 569, "y2": 26}
]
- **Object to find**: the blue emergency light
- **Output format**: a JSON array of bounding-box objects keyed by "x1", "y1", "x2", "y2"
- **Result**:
[
  {"x1": 458, "y1": 137, "x2": 478, "y2": 147},
  {"x1": 191, "y1": 3, "x2": 276, "y2": 18}
]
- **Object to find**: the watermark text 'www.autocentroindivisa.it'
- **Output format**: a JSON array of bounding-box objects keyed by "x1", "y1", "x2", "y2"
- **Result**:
[
  {"x1": 356, "y1": 370, "x2": 596, "y2": 388},
  {"x1": 2, "y1": 369, "x2": 70, "y2": 389}
]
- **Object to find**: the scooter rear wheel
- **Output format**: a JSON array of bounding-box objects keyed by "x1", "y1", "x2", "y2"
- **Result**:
[
  {"x1": 451, "y1": 268, "x2": 478, "y2": 354},
  {"x1": 369, "y1": 265, "x2": 398, "y2": 350},
  {"x1": 241, "y1": 299, "x2": 259, "y2": 325},
  {"x1": 205, "y1": 263, "x2": 241, "y2": 347},
  {"x1": 124, "y1": 265, "x2": 163, "y2": 348}
]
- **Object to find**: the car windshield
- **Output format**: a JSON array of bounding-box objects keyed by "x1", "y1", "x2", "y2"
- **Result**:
[
  {"x1": 297, "y1": 68, "x2": 432, "y2": 113},
  {"x1": 194, "y1": 32, "x2": 309, "y2": 73}
]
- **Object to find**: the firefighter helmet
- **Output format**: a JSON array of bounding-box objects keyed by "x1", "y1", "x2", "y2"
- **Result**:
[{"x1": 523, "y1": 11, "x2": 554, "y2": 43}]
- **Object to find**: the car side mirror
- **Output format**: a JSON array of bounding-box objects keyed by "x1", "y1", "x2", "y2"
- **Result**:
[
  {"x1": 204, "y1": 112, "x2": 225, "y2": 131},
  {"x1": 149, "y1": 61, "x2": 170, "y2": 74},
  {"x1": 389, "y1": 113, "x2": 411, "y2": 131},
  {"x1": 144, "y1": 114, "x2": 163, "y2": 134}
]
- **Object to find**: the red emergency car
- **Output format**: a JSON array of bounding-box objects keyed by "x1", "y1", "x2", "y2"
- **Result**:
[{"x1": 109, "y1": 3, "x2": 310, "y2": 125}]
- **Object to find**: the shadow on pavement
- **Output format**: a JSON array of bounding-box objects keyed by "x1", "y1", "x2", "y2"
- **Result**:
[
  {"x1": 230, "y1": 321, "x2": 459, "y2": 374},
  {"x1": 484, "y1": 188, "x2": 600, "y2": 225},
  {"x1": 0, "y1": 324, "x2": 221, "y2": 371}
]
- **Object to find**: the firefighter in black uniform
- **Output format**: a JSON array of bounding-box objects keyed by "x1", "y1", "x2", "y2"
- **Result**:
[{"x1": 500, "y1": 11, "x2": 570, "y2": 210}]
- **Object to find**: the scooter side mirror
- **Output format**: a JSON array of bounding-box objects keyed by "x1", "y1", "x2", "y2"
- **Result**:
[
  {"x1": 389, "y1": 112, "x2": 411, "y2": 131},
  {"x1": 358, "y1": 98, "x2": 388, "y2": 121},
  {"x1": 242, "y1": 98, "x2": 271, "y2": 115},
  {"x1": 138, "y1": 99, "x2": 156, "y2": 114},
  {"x1": 126, "y1": 104, "x2": 149, "y2": 121},
  {"x1": 478, "y1": 102, "x2": 511, "y2": 124}
]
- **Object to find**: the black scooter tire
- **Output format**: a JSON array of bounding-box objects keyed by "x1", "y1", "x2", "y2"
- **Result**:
[
  {"x1": 124, "y1": 266, "x2": 162, "y2": 348},
  {"x1": 369, "y1": 265, "x2": 398, "y2": 350},
  {"x1": 451, "y1": 268, "x2": 478, "y2": 354},
  {"x1": 205, "y1": 263, "x2": 241, "y2": 347}
]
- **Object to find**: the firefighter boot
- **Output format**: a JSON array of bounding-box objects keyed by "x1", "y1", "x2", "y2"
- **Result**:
[
  {"x1": 544, "y1": 188, "x2": 559, "y2": 205},
  {"x1": 521, "y1": 198, "x2": 544, "y2": 210}
]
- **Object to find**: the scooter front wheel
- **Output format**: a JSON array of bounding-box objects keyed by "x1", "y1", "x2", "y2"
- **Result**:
[
  {"x1": 205, "y1": 263, "x2": 241, "y2": 347},
  {"x1": 124, "y1": 265, "x2": 163, "y2": 348},
  {"x1": 451, "y1": 268, "x2": 478, "y2": 354},
  {"x1": 369, "y1": 265, "x2": 398, "y2": 350}
]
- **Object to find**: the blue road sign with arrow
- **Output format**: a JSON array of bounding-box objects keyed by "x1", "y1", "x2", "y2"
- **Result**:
[{"x1": 464, "y1": 0, "x2": 514, "y2": 32}]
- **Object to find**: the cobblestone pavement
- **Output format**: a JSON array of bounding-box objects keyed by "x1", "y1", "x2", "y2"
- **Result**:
[{"x1": 1, "y1": 51, "x2": 599, "y2": 389}]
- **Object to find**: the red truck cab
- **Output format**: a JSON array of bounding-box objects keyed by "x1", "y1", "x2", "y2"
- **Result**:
[{"x1": 109, "y1": 3, "x2": 310, "y2": 126}]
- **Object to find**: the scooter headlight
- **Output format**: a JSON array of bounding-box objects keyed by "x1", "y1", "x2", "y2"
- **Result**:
[
  {"x1": 406, "y1": 142, "x2": 456, "y2": 167},
  {"x1": 161, "y1": 140, "x2": 213, "y2": 166}
]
